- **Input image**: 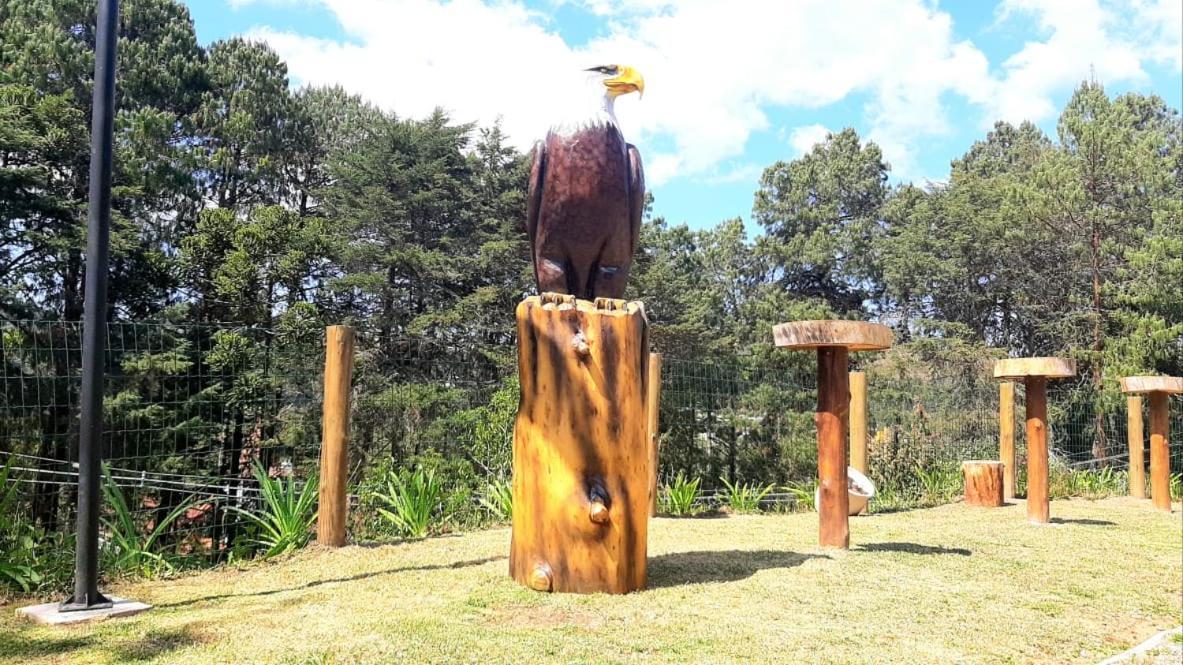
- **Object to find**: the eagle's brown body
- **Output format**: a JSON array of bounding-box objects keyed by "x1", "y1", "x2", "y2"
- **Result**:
[{"x1": 527, "y1": 122, "x2": 644, "y2": 300}]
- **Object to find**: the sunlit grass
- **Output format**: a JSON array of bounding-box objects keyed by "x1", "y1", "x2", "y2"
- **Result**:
[{"x1": 3, "y1": 497, "x2": 1179, "y2": 664}]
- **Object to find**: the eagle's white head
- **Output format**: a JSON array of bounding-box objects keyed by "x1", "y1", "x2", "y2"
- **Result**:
[
  {"x1": 553, "y1": 64, "x2": 645, "y2": 136},
  {"x1": 584, "y1": 64, "x2": 645, "y2": 100}
]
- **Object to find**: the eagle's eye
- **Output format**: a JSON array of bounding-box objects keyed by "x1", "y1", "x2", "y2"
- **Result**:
[{"x1": 586, "y1": 65, "x2": 619, "y2": 76}]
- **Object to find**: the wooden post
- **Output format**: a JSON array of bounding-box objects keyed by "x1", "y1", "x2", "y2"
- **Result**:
[
  {"x1": 318, "y1": 325, "x2": 354, "y2": 547},
  {"x1": 646, "y1": 353, "x2": 663, "y2": 517},
  {"x1": 848, "y1": 371, "x2": 869, "y2": 516},
  {"x1": 1148, "y1": 392, "x2": 1170, "y2": 512},
  {"x1": 817, "y1": 347, "x2": 850, "y2": 548},
  {"x1": 999, "y1": 382, "x2": 1016, "y2": 502},
  {"x1": 1025, "y1": 377, "x2": 1049, "y2": 524},
  {"x1": 510, "y1": 295, "x2": 649, "y2": 593},
  {"x1": 962, "y1": 461, "x2": 1004, "y2": 507},
  {"x1": 1127, "y1": 396, "x2": 1145, "y2": 499},
  {"x1": 849, "y1": 371, "x2": 867, "y2": 474}
]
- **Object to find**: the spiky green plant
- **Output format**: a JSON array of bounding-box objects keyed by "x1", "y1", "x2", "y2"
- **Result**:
[
  {"x1": 916, "y1": 464, "x2": 960, "y2": 505},
  {"x1": 0, "y1": 460, "x2": 41, "y2": 592},
  {"x1": 1169, "y1": 472, "x2": 1181, "y2": 500},
  {"x1": 660, "y1": 472, "x2": 701, "y2": 516},
  {"x1": 719, "y1": 476, "x2": 775, "y2": 513},
  {"x1": 784, "y1": 481, "x2": 816, "y2": 512},
  {"x1": 372, "y1": 467, "x2": 444, "y2": 538},
  {"x1": 228, "y1": 462, "x2": 319, "y2": 558},
  {"x1": 101, "y1": 465, "x2": 197, "y2": 576},
  {"x1": 479, "y1": 478, "x2": 513, "y2": 522}
]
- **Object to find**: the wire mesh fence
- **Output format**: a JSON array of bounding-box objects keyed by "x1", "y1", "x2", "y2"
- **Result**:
[
  {"x1": 1, "y1": 320, "x2": 323, "y2": 568},
  {"x1": 3, "y1": 319, "x2": 1180, "y2": 579}
]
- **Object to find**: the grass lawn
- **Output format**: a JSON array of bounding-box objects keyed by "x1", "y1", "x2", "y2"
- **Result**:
[{"x1": 3, "y1": 497, "x2": 1180, "y2": 664}]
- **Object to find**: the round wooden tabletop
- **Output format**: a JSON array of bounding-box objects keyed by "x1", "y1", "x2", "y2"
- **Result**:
[
  {"x1": 772, "y1": 320, "x2": 892, "y2": 351},
  {"x1": 993, "y1": 357, "x2": 1076, "y2": 379},
  {"x1": 1119, "y1": 376, "x2": 1183, "y2": 395}
]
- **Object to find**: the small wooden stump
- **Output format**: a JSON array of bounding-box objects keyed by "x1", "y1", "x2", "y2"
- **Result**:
[
  {"x1": 774, "y1": 320, "x2": 892, "y2": 549},
  {"x1": 510, "y1": 294, "x2": 650, "y2": 594},
  {"x1": 962, "y1": 461, "x2": 1004, "y2": 507},
  {"x1": 1120, "y1": 376, "x2": 1182, "y2": 512},
  {"x1": 994, "y1": 358, "x2": 1075, "y2": 524}
]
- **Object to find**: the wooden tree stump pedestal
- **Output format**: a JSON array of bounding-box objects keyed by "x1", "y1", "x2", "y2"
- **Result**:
[
  {"x1": 993, "y1": 358, "x2": 1076, "y2": 524},
  {"x1": 510, "y1": 294, "x2": 650, "y2": 594},
  {"x1": 1120, "y1": 376, "x2": 1181, "y2": 512},
  {"x1": 774, "y1": 321, "x2": 892, "y2": 549},
  {"x1": 962, "y1": 461, "x2": 1004, "y2": 507}
]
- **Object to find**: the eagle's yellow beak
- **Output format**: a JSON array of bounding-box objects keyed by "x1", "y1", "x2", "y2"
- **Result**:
[{"x1": 605, "y1": 65, "x2": 644, "y2": 99}]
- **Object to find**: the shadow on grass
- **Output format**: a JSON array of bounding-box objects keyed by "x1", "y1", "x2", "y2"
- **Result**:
[
  {"x1": 855, "y1": 542, "x2": 971, "y2": 556},
  {"x1": 157, "y1": 555, "x2": 504, "y2": 609},
  {"x1": 0, "y1": 633, "x2": 94, "y2": 662},
  {"x1": 109, "y1": 625, "x2": 204, "y2": 662},
  {"x1": 1050, "y1": 517, "x2": 1116, "y2": 526},
  {"x1": 646, "y1": 550, "x2": 827, "y2": 588}
]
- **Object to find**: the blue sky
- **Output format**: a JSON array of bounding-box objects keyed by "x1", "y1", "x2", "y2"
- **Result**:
[{"x1": 183, "y1": 0, "x2": 1181, "y2": 233}]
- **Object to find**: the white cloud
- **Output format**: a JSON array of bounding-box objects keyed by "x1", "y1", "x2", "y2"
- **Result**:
[
  {"x1": 990, "y1": 0, "x2": 1182, "y2": 124},
  {"x1": 787, "y1": 124, "x2": 831, "y2": 156},
  {"x1": 232, "y1": 0, "x2": 1179, "y2": 185}
]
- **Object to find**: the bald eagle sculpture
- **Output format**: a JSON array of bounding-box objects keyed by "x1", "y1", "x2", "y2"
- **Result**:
[{"x1": 527, "y1": 65, "x2": 645, "y2": 300}]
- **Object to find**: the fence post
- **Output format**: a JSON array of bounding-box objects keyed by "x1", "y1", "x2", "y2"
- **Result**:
[
  {"x1": 318, "y1": 325, "x2": 355, "y2": 547},
  {"x1": 647, "y1": 353, "x2": 663, "y2": 517},
  {"x1": 1127, "y1": 396, "x2": 1144, "y2": 499},
  {"x1": 999, "y1": 381, "x2": 1016, "y2": 502},
  {"x1": 849, "y1": 371, "x2": 867, "y2": 475}
]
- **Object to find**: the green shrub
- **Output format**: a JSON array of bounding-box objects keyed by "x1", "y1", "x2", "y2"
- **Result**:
[
  {"x1": 719, "y1": 476, "x2": 774, "y2": 513},
  {"x1": 371, "y1": 466, "x2": 445, "y2": 538},
  {"x1": 228, "y1": 462, "x2": 319, "y2": 557},
  {"x1": 660, "y1": 472, "x2": 701, "y2": 516},
  {"x1": 916, "y1": 463, "x2": 960, "y2": 505},
  {"x1": 0, "y1": 461, "x2": 40, "y2": 592},
  {"x1": 784, "y1": 481, "x2": 816, "y2": 512},
  {"x1": 1171, "y1": 472, "x2": 1182, "y2": 501},
  {"x1": 479, "y1": 478, "x2": 513, "y2": 522},
  {"x1": 100, "y1": 465, "x2": 198, "y2": 576}
]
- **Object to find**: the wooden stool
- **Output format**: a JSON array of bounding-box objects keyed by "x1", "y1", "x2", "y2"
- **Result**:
[
  {"x1": 962, "y1": 460, "x2": 1004, "y2": 507},
  {"x1": 774, "y1": 321, "x2": 892, "y2": 549},
  {"x1": 993, "y1": 358, "x2": 1076, "y2": 524},
  {"x1": 1120, "y1": 376, "x2": 1181, "y2": 512}
]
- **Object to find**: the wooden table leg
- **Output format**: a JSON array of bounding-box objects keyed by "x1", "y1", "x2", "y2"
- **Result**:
[
  {"x1": 1148, "y1": 392, "x2": 1171, "y2": 512},
  {"x1": 1025, "y1": 377, "x2": 1049, "y2": 524},
  {"x1": 817, "y1": 346, "x2": 850, "y2": 548}
]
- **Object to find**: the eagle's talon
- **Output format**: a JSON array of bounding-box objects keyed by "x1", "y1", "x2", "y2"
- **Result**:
[{"x1": 540, "y1": 292, "x2": 576, "y2": 307}]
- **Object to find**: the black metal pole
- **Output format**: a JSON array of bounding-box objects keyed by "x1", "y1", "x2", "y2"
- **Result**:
[{"x1": 62, "y1": 0, "x2": 119, "y2": 612}]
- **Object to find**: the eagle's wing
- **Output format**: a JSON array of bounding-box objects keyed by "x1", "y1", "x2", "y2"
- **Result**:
[
  {"x1": 526, "y1": 140, "x2": 547, "y2": 244},
  {"x1": 627, "y1": 143, "x2": 644, "y2": 255}
]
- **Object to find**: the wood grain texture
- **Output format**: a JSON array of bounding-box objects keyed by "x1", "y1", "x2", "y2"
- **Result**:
[
  {"x1": 646, "y1": 353, "x2": 662, "y2": 518},
  {"x1": 1025, "y1": 377, "x2": 1050, "y2": 524},
  {"x1": 962, "y1": 461, "x2": 1004, "y2": 507},
  {"x1": 1120, "y1": 376, "x2": 1183, "y2": 395},
  {"x1": 848, "y1": 371, "x2": 868, "y2": 516},
  {"x1": 318, "y1": 326, "x2": 354, "y2": 547},
  {"x1": 817, "y1": 347, "x2": 850, "y2": 548},
  {"x1": 510, "y1": 294, "x2": 650, "y2": 593},
  {"x1": 1148, "y1": 392, "x2": 1171, "y2": 512},
  {"x1": 773, "y1": 321, "x2": 892, "y2": 351},
  {"x1": 999, "y1": 382, "x2": 1016, "y2": 502},
  {"x1": 1127, "y1": 396, "x2": 1145, "y2": 500},
  {"x1": 993, "y1": 357, "x2": 1076, "y2": 379}
]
